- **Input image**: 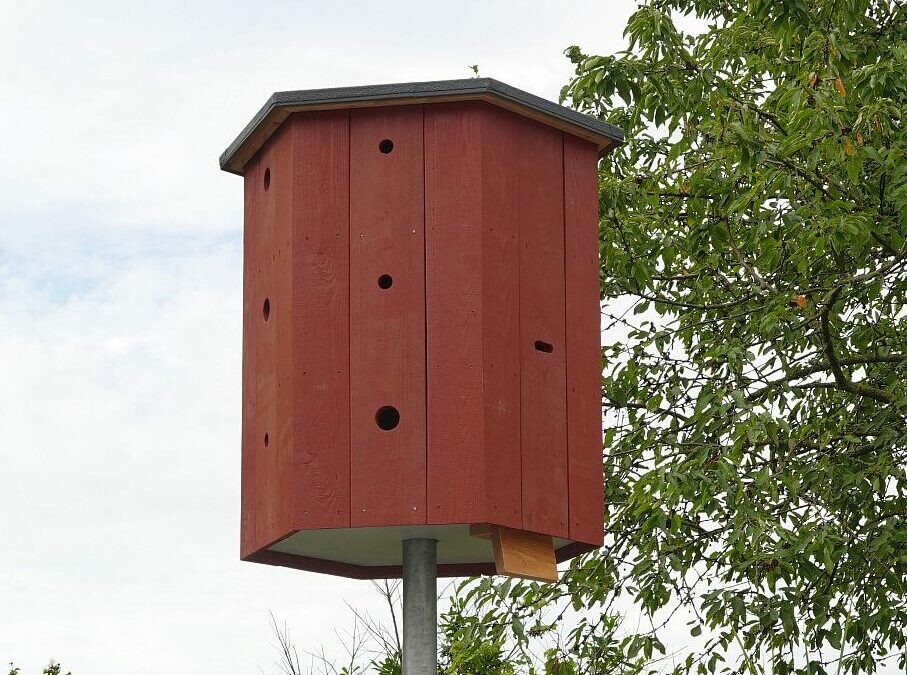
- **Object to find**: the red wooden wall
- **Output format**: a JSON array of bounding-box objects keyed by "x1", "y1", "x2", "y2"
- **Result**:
[
  {"x1": 241, "y1": 123, "x2": 296, "y2": 559},
  {"x1": 424, "y1": 101, "x2": 487, "y2": 526},
  {"x1": 291, "y1": 110, "x2": 351, "y2": 532},
  {"x1": 241, "y1": 100, "x2": 603, "y2": 560},
  {"x1": 564, "y1": 136, "x2": 605, "y2": 544},
  {"x1": 349, "y1": 106, "x2": 427, "y2": 527}
]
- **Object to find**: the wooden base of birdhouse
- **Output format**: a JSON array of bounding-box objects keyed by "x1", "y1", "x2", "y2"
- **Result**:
[{"x1": 242, "y1": 524, "x2": 593, "y2": 579}]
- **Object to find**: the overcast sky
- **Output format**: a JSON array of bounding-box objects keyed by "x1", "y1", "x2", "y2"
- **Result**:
[{"x1": 0, "y1": 1, "x2": 660, "y2": 673}]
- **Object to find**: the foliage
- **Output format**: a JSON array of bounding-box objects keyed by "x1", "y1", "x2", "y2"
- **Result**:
[
  {"x1": 441, "y1": 602, "x2": 514, "y2": 675},
  {"x1": 41, "y1": 664, "x2": 70, "y2": 675},
  {"x1": 372, "y1": 652, "x2": 401, "y2": 675},
  {"x1": 453, "y1": 1, "x2": 907, "y2": 674},
  {"x1": 443, "y1": 578, "x2": 634, "y2": 675},
  {"x1": 6, "y1": 663, "x2": 71, "y2": 675}
]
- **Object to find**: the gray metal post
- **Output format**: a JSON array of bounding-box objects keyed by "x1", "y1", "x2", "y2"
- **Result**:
[{"x1": 402, "y1": 538, "x2": 438, "y2": 675}]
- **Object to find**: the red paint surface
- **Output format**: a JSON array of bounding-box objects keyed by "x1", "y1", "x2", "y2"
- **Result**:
[
  {"x1": 516, "y1": 117, "x2": 569, "y2": 537},
  {"x1": 291, "y1": 111, "x2": 351, "y2": 530},
  {"x1": 241, "y1": 125, "x2": 296, "y2": 558},
  {"x1": 349, "y1": 106, "x2": 427, "y2": 527},
  {"x1": 564, "y1": 135, "x2": 605, "y2": 545},
  {"x1": 479, "y1": 106, "x2": 523, "y2": 529},
  {"x1": 425, "y1": 102, "x2": 485, "y2": 524},
  {"x1": 239, "y1": 100, "x2": 605, "y2": 575}
]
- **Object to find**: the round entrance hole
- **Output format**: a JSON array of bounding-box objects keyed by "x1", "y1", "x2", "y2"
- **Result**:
[
  {"x1": 263, "y1": 297, "x2": 270, "y2": 321},
  {"x1": 263, "y1": 167, "x2": 271, "y2": 191},
  {"x1": 264, "y1": 433, "x2": 269, "y2": 448},
  {"x1": 378, "y1": 274, "x2": 393, "y2": 289},
  {"x1": 375, "y1": 406, "x2": 400, "y2": 431},
  {"x1": 378, "y1": 139, "x2": 394, "y2": 154}
]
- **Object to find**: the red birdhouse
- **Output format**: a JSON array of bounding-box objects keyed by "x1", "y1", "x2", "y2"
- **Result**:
[{"x1": 220, "y1": 79, "x2": 622, "y2": 581}]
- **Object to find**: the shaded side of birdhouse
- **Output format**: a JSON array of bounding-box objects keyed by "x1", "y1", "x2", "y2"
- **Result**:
[{"x1": 421, "y1": 101, "x2": 605, "y2": 547}]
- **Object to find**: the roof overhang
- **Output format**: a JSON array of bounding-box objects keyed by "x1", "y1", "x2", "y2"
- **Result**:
[{"x1": 219, "y1": 78, "x2": 624, "y2": 176}]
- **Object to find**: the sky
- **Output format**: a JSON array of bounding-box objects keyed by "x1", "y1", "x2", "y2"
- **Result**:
[{"x1": 0, "y1": 1, "x2": 645, "y2": 673}]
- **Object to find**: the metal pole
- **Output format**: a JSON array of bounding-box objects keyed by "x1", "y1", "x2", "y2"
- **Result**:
[{"x1": 402, "y1": 538, "x2": 438, "y2": 675}]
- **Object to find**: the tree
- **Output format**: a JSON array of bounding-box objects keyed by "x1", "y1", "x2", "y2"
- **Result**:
[
  {"x1": 266, "y1": 582, "x2": 515, "y2": 675},
  {"x1": 7, "y1": 663, "x2": 71, "y2": 675},
  {"x1": 452, "y1": 2, "x2": 907, "y2": 674},
  {"x1": 267, "y1": 583, "x2": 400, "y2": 675}
]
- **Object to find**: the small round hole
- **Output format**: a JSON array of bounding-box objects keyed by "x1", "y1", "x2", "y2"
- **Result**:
[
  {"x1": 378, "y1": 274, "x2": 393, "y2": 289},
  {"x1": 264, "y1": 433, "x2": 269, "y2": 448},
  {"x1": 378, "y1": 139, "x2": 394, "y2": 154},
  {"x1": 263, "y1": 298, "x2": 270, "y2": 321},
  {"x1": 263, "y1": 168, "x2": 271, "y2": 191},
  {"x1": 534, "y1": 340, "x2": 554, "y2": 353},
  {"x1": 375, "y1": 406, "x2": 400, "y2": 431}
]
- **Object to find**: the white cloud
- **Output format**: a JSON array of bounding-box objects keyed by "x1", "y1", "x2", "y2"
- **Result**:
[{"x1": 0, "y1": 238, "x2": 377, "y2": 672}]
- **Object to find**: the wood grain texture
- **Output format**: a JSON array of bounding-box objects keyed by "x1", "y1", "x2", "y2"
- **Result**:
[
  {"x1": 479, "y1": 106, "x2": 523, "y2": 529},
  {"x1": 469, "y1": 524, "x2": 558, "y2": 582},
  {"x1": 424, "y1": 102, "x2": 485, "y2": 523},
  {"x1": 349, "y1": 105, "x2": 427, "y2": 527},
  {"x1": 241, "y1": 125, "x2": 296, "y2": 558},
  {"x1": 291, "y1": 111, "x2": 352, "y2": 530},
  {"x1": 517, "y1": 118, "x2": 569, "y2": 537},
  {"x1": 564, "y1": 135, "x2": 605, "y2": 546}
]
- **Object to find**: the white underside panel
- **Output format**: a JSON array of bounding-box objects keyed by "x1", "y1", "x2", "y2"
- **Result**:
[{"x1": 269, "y1": 524, "x2": 573, "y2": 566}]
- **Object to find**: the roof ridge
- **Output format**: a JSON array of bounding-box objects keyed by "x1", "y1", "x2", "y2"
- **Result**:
[{"x1": 220, "y1": 78, "x2": 624, "y2": 176}]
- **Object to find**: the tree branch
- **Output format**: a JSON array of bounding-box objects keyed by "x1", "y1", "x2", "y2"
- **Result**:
[
  {"x1": 819, "y1": 287, "x2": 896, "y2": 404},
  {"x1": 747, "y1": 354, "x2": 905, "y2": 402}
]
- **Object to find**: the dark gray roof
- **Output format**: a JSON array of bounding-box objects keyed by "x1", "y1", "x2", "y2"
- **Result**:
[{"x1": 219, "y1": 78, "x2": 624, "y2": 175}]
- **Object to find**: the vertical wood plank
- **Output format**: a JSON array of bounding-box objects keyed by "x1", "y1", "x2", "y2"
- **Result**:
[
  {"x1": 517, "y1": 118, "x2": 569, "y2": 537},
  {"x1": 241, "y1": 126, "x2": 295, "y2": 558},
  {"x1": 479, "y1": 106, "x2": 523, "y2": 529},
  {"x1": 424, "y1": 102, "x2": 485, "y2": 524},
  {"x1": 564, "y1": 135, "x2": 604, "y2": 545},
  {"x1": 291, "y1": 111, "x2": 351, "y2": 530},
  {"x1": 349, "y1": 105, "x2": 426, "y2": 526}
]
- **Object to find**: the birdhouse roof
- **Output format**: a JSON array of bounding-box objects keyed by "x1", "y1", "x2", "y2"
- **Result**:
[{"x1": 219, "y1": 78, "x2": 624, "y2": 175}]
